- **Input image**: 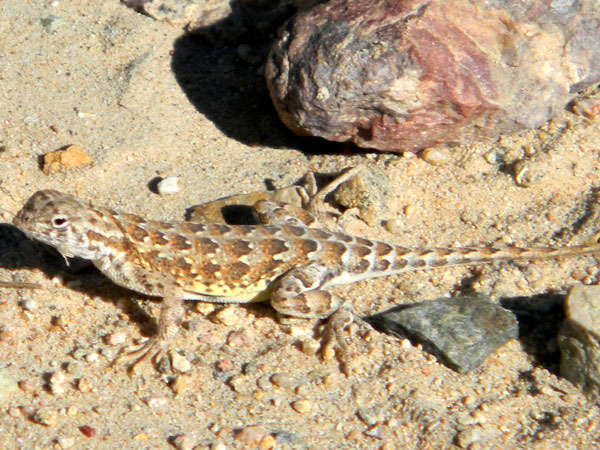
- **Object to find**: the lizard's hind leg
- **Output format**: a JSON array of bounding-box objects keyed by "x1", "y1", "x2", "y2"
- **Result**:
[{"x1": 270, "y1": 263, "x2": 361, "y2": 375}]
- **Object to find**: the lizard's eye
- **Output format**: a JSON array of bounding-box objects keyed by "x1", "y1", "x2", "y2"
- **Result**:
[{"x1": 51, "y1": 215, "x2": 68, "y2": 228}]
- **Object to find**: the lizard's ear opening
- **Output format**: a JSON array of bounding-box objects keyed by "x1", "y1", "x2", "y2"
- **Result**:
[{"x1": 51, "y1": 215, "x2": 69, "y2": 228}]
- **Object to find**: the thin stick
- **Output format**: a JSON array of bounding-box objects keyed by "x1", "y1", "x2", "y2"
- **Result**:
[{"x1": 0, "y1": 280, "x2": 41, "y2": 289}]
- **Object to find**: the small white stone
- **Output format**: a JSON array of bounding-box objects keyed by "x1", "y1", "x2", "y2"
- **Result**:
[
  {"x1": 20, "y1": 299, "x2": 37, "y2": 311},
  {"x1": 420, "y1": 147, "x2": 452, "y2": 165},
  {"x1": 105, "y1": 332, "x2": 127, "y2": 346},
  {"x1": 301, "y1": 339, "x2": 320, "y2": 355},
  {"x1": 49, "y1": 371, "x2": 67, "y2": 395},
  {"x1": 56, "y1": 437, "x2": 75, "y2": 449},
  {"x1": 213, "y1": 305, "x2": 245, "y2": 326},
  {"x1": 170, "y1": 352, "x2": 192, "y2": 373},
  {"x1": 146, "y1": 396, "x2": 169, "y2": 409},
  {"x1": 291, "y1": 399, "x2": 312, "y2": 414},
  {"x1": 173, "y1": 434, "x2": 197, "y2": 450},
  {"x1": 157, "y1": 176, "x2": 179, "y2": 195},
  {"x1": 384, "y1": 218, "x2": 404, "y2": 235},
  {"x1": 483, "y1": 149, "x2": 498, "y2": 164},
  {"x1": 85, "y1": 351, "x2": 99, "y2": 363}
]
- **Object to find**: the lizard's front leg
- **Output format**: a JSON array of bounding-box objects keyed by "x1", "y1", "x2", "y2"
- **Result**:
[
  {"x1": 113, "y1": 268, "x2": 186, "y2": 372},
  {"x1": 270, "y1": 264, "x2": 359, "y2": 374}
]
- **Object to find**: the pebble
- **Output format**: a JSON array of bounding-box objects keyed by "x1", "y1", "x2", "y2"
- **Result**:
[
  {"x1": 270, "y1": 372, "x2": 295, "y2": 389},
  {"x1": 0, "y1": 326, "x2": 15, "y2": 344},
  {"x1": 483, "y1": 149, "x2": 499, "y2": 164},
  {"x1": 53, "y1": 315, "x2": 68, "y2": 330},
  {"x1": 72, "y1": 348, "x2": 87, "y2": 361},
  {"x1": 56, "y1": 437, "x2": 76, "y2": 449},
  {"x1": 242, "y1": 362, "x2": 258, "y2": 375},
  {"x1": 64, "y1": 362, "x2": 82, "y2": 376},
  {"x1": 79, "y1": 425, "x2": 96, "y2": 437},
  {"x1": 42, "y1": 144, "x2": 93, "y2": 175},
  {"x1": 32, "y1": 407, "x2": 58, "y2": 426},
  {"x1": 384, "y1": 218, "x2": 404, "y2": 235},
  {"x1": 85, "y1": 352, "x2": 99, "y2": 363},
  {"x1": 195, "y1": 302, "x2": 215, "y2": 315},
  {"x1": 157, "y1": 176, "x2": 179, "y2": 195},
  {"x1": 18, "y1": 379, "x2": 37, "y2": 394},
  {"x1": 257, "y1": 375, "x2": 273, "y2": 391},
  {"x1": 226, "y1": 329, "x2": 255, "y2": 347},
  {"x1": 229, "y1": 375, "x2": 249, "y2": 393},
  {"x1": 19, "y1": 298, "x2": 36, "y2": 311},
  {"x1": 133, "y1": 432, "x2": 149, "y2": 441},
  {"x1": 105, "y1": 332, "x2": 127, "y2": 346},
  {"x1": 48, "y1": 371, "x2": 68, "y2": 395},
  {"x1": 294, "y1": 384, "x2": 309, "y2": 396},
  {"x1": 455, "y1": 427, "x2": 482, "y2": 448},
  {"x1": 77, "y1": 377, "x2": 93, "y2": 393},
  {"x1": 234, "y1": 425, "x2": 266, "y2": 445},
  {"x1": 215, "y1": 426, "x2": 232, "y2": 439},
  {"x1": 171, "y1": 375, "x2": 192, "y2": 396},
  {"x1": 259, "y1": 434, "x2": 276, "y2": 450},
  {"x1": 346, "y1": 429, "x2": 362, "y2": 441},
  {"x1": 173, "y1": 434, "x2": 197, "y2": 450},
  {"x1": 462, "y1": 395, "x2": 477, "y2": 407},
  {"x1": 571, "y1": 96, "x2": 600, "y2": 118},
  {"x1": 363, "y1": 423, "x2": 384, "y2": 439},
  {"x1": 169, "y1": 351, "x2": 192, "y2": 373},
  {"x1": 291, "y1": 399, "x2": 311, "y2": 413},
  {"x1": 216, "y1": 359, "x2": 233, "y2": 372},
  {"x1": 420, "y1": 147, "x2": 453, "y2": 165},
  {"x1": 145, "y1": 396, "x2": 169, "y2": 409},
  {"x1": 512, "y1": 160, "x2": 530, "y2": 186},
  {"x1": 357, "y1": 406, "x2": 385, "y2": 426},
  {"x1": 213, "y1": 305, "x2": 245, "y2": 326}
]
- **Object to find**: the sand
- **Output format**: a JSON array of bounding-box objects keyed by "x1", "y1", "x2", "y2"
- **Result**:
[{"x1": 1, "y1": 1, "x2": 600, "y2": 449}]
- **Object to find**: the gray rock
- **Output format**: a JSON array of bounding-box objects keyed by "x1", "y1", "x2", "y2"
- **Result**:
[
  {"x1": 368, "y1": 294, "x2": 518, "y2": 373},
  {"x1": 558, "y1": 285, "x2": 600, "y2": 403}
]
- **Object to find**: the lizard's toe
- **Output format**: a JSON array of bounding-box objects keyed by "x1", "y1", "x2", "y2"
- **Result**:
[{"x1": 113, "y1": 337, "x2": 166, "y2": 374}]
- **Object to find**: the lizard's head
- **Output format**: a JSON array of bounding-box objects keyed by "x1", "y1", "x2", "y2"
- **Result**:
[{"x1": 13, "y1": 190, "x2": 117, "y2": 260}]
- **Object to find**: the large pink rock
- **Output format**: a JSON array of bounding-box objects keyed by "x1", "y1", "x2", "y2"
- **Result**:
[{"x1": 266, "y1": 0, "x2": 600, "y2": 152}]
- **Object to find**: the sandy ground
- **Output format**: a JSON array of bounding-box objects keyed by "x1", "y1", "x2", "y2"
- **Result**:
[{"x1": 1, "y1": 1, "x2": 600, "y2": 449}]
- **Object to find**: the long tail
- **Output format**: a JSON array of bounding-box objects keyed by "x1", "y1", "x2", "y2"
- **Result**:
[
  {"x1": 395, "y1": 243, "x2": 600, "y2": 272},
  {"x1": 347, "y1": 240, "x2": 600, "y2": 277}
]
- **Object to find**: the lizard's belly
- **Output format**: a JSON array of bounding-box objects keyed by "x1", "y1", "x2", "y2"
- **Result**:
[{"x1": 182, "y1": 276, "x2": 273, "y2": 303}]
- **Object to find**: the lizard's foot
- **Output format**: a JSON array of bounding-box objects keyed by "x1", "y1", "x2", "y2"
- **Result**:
[
  {"x1": 321, "y1": 305, "x2": 373, "y2": 376},
  {"x1": 113, "y1": 336, "x2": 166, "y2": 374}
]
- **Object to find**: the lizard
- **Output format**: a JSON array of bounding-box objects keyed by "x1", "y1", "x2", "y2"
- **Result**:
[{"x1": 11, "y1": 166, "x2": 600, "y2": 372}]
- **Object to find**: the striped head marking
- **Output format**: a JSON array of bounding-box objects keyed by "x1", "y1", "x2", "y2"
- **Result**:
[{"x1": 13, "y1": 190, "x2": 120, "y2": 260}]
